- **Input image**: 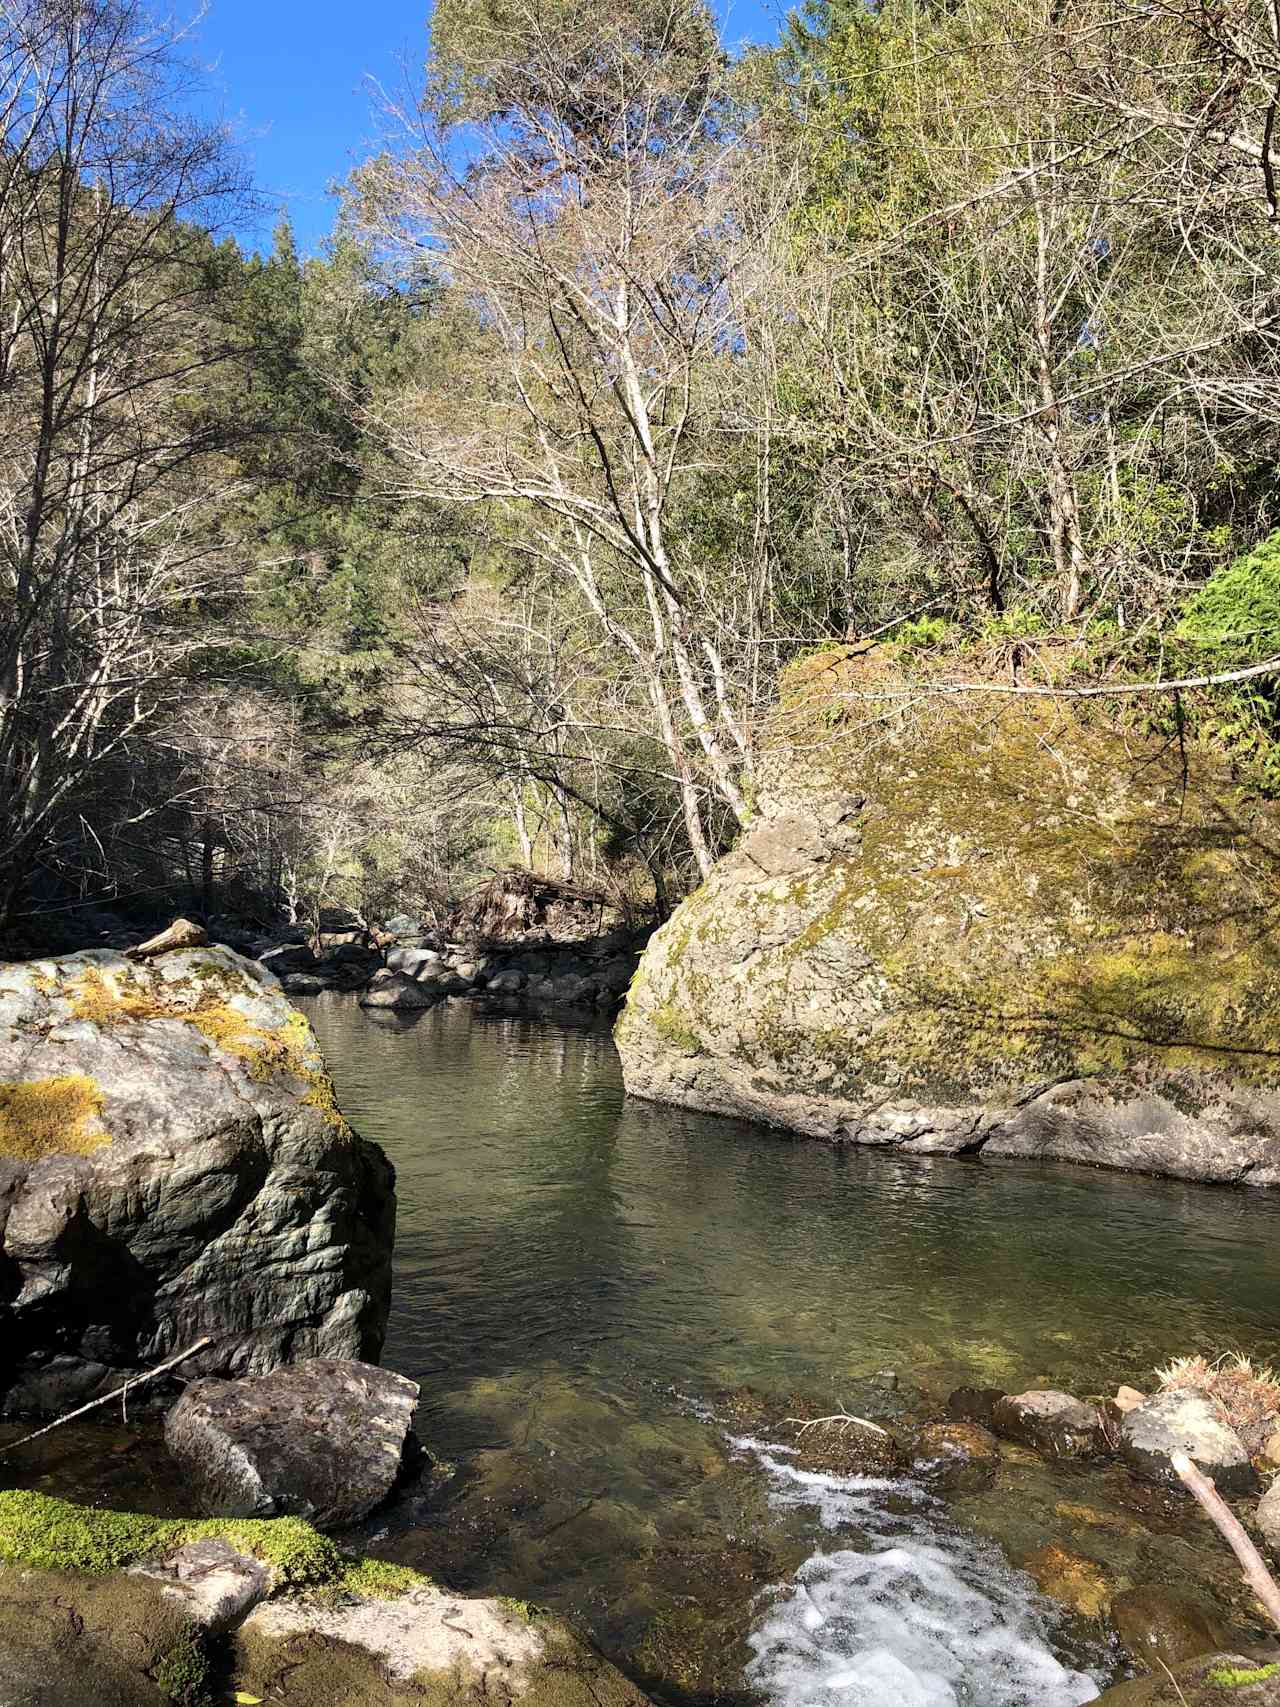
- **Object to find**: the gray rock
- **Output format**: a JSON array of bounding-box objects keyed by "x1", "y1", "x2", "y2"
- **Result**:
[
  {"x1": 0, "y1": 948, "x2": 394, "y2": 1415},
  {"x1": 1258, "y1": 1477, "x2": 1280, "y2": 1552},
  {"x1": 165, "y1": 1357, "x2": 419, "y2": 1527},
  {"x1": 991, "y1": 1389, "x2": 1104, "y2": 1458},
  {"x1": 1091, "y1": 1651, "x2": 1280, "y2": 1705},
  {"x1": 485, "y1": 968, "x2": 526, "y2": 995},
  {"x1": 385, "y1": 945, "x2": 442, "y2": 978},
  {"x1": 1120, "y1": 1391, "x2": 1258, "y2": 1496},
  {"x1": 258, "y1": 943, "x2": 318, "y2": 975},
  {"x1": 236, "y1": 1583, "x2": 656, "y2": 1706},
  {"x1": 358, "y1": 968, "x2": 439, "y2": 1010},
  {"x1": 129, "y1": 1537, "x2": 272, "y2": 1629}
]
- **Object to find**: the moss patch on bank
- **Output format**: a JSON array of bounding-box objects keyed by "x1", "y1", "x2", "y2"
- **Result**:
[
  {"x1": 0, "y1": 1489, "x2": 423, "y2": 1595},
  {"x1": 0, "y1": 1073, "x2": 110, "y2": 1160}
]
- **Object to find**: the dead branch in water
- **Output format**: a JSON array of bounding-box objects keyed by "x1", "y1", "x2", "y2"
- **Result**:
[
  {"x1": 786, "y1": 1410, "x2": 889, "y2": 1439},
  {"x1": 1170, "y1": 1450, "x2": 1280, "y2": 1634},
  {"x1": 0, "y1": 1337, "x2": 214, "y2": 1457}
]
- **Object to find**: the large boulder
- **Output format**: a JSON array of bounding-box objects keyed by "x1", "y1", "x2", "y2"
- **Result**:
[
  {"x1": 0, "y1": 947, "x2": 394, "y2": 1415},
  {"x1": 617, "y1": 649, "x2": 1280, "y2": 1184},
  {"x1": 1120, "y1": 1391, "x2": 1258, "y2": 1496},
  {"x1": 165, "y1": 1359, "x2": 419, "y2": 1528}
]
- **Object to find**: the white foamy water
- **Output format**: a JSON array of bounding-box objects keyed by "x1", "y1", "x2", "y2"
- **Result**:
[{"x1": 731, "y1": 1436, "x2": 1102, "y2": 1707}]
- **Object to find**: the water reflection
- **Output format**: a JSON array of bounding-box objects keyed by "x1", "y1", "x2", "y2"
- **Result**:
[{"x1": 305, "y1": 994, "x2": 1280, "y2": 1698}]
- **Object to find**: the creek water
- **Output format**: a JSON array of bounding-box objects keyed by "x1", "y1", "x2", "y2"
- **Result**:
[{"x1": 302, "y1": 993, "x2": 1280, "y2": 1706}]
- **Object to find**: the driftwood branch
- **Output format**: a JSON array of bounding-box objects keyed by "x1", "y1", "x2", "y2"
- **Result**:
[
  {"x1": 0, "y1": 1337, "x2": 213, "y2": 1457},
  {"x1": 786, "y1": 1410, "x2": 890, "y2": 1439},
  {"x1": 1171, "y1": 1449, "x2": 1280, "y2": 1634}
]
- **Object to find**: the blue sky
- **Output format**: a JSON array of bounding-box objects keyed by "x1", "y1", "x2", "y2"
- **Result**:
[{"x1": 188, "y1": 0, "x2": 783, "y2": 256}]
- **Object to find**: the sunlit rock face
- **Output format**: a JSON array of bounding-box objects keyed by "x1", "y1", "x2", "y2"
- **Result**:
[
  {"x1": 617, "y1": 648, "x2": 1280, "y2": 1186},
  {"x1": 0, "y1": 946, "x2": 395, "y2": 1415}
]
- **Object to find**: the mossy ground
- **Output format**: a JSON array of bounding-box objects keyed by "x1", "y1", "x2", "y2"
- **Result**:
[
  {"x1": 0, "y1": 1072, "x2": 110, "y2": 1160},
  {"x1": 0, "y1": 1489, "x2": 425, "y2": 1595}
]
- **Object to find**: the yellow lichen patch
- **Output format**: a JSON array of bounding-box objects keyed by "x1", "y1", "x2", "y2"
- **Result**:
[
  {"x1": 65, "y1": 966, "x2": 350, "y2": 1135},
  {"x1": 0, "y1": 1074, "x2": 109, "y2": 1161}
]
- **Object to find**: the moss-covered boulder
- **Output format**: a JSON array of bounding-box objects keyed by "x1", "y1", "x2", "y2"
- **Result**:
[
  {"x1": 617, "y1": 649, "x2": 1280, "y2": 1184},
  {"x1": 0, "y1": 1491, "x2": 655, "y2": 1707},
  {"x1": 0, "y1": 946, "x2": 394, "y2": 1414}
]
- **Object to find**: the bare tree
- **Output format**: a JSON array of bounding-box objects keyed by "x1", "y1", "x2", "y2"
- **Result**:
[
  {"x1": 0, "y1": 0, "x2": 243, "y2": 923},
  {"x1": 354, "y1": 0, "x2": 793, "y2": 873}
]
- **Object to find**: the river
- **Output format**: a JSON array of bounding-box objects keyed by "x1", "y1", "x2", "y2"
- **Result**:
[{"x1": 304, "y1": 993, "x2": 1280, "y2": 1706}]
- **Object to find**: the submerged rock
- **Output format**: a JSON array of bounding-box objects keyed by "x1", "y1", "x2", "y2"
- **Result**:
[
  {"x1": 910, "y1": 1420, "x2": 1000, "y2": 1492},
  {"x1": 616, "y1": 654, "x2": 1280, "y2": 1185},
  {"x1": 0, "y1": 947, "x2": 395, "y2": 1415},
  {"x1": 1120, "y1": 1391, "x2": 1258, "y2": 1496},
  {"x1": 1111, "y1": 1584, "x2": 1230, "y2": 1672},
  {"x1": 991, "y1": 1390, "x2": 1105, "y2": 1458},
  {"x1": 1021, "y1": 1541, "x2": 1114, "y2": 1618},
  {"x1": 164, "y1": 1359, "x2": 419, "y2": 1528}
]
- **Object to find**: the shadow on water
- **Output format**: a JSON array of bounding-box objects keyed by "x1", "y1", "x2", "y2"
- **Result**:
[{"x1": 303, "y1": 994, "x2": 1280, "y2": 1704}]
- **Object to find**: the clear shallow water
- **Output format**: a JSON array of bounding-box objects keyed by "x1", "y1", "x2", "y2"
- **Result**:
[{"x1": 304, "y1": 994, "x2": 1280, "y2": 1705}]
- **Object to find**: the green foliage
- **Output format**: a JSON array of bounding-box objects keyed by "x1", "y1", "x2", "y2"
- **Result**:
[
  {"x1": 152, "y1": 1623, "x2": 212, "y2": 1706},
  {"x1": 1171, "y1": 531, "x2": 1280, "y2": 788},
  {"x1": 1178, "y1": 530, "x2": 1280, "y2": 658},
  {"x1": 891, "y1": 615, "x2": 948, "y2": 651},
  {"x1": 977, "y1": 606, "x2": 1045, "y2": 644}
]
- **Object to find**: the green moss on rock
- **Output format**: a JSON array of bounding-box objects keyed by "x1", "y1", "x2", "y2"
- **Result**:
[
  {"x1": 0, "y1": 1489, "x2": 373, "y2": 1592},
  {"x1": 618, "y1": 648, "x2": 1280, "y2": 1169}
]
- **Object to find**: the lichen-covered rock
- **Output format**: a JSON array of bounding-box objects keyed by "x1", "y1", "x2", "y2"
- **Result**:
[
  {"x1": 0, "y1": 1562, "x2": 207, "y2": 1706},
  {"x1": 617, "y1": 650, "x2": 1280, "y2": 1185},
  {"x1": 0, "y1": 1491, "x2": 648, "y2": 1707},
  {"x1": 234, "y1": 1586, "x2": 657, "y2": 1706},
  {"x1": 165, "y1": 1359, "x2": 419, "y2": 1528},
  {"x1": 1120, "y1": 1391, "x2": 1258, "y2": 1496},
  {"x1": 0, "y1": 947, "x2": 395, "y2": 1415},
  {"x1": 991, "y1": 1390, "x2": 1105, "y2": 1458}
]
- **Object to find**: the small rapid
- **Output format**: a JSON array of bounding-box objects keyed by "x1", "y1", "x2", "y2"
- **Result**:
[{"x1": 734, "y1": 1437, "x2": 1103, "y2": 1707}]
